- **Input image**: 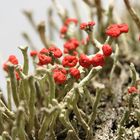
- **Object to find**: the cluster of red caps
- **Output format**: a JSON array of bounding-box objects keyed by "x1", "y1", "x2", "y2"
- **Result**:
[
  {"x1": 30, "y1": 43, "x2": 81, "y2": 84},
  {"x1": 3, "y1": 19, "x2": 130, "y2": 85},
  {"x1": 105, "y1": 24, "x2": 129, "y2": 37},
  {"x1": 3, "y1": 43, "x2": 112, "y2": 84}
]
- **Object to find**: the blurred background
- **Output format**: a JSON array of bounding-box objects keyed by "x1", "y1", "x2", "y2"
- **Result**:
[{"x1": 0, "y1": 0, "x2": 137, "y2": 93}]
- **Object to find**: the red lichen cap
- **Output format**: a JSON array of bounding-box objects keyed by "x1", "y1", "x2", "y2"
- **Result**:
[
  {"x1": 40, "y1": 48, "x2": 49, "y2": 54},
  {"x1": 49, "y1": 46, "x2": 62, "y2": 58},
  {"x1": 62, "y1": 55, "x2": 78, "y2": 67},
  {"x1": 64, "y1": 18, "x2": 78, "y2": 26},
  {"x1": 64, "y1": 38, "x2": 79, "y2": 52},
  {"x1": 30, "y1": 50, "x2": 38, "y2": 57},
  {"x1": 105, "y1": 24, "x2": 121, "y2": 37},
  {"x1": 37, "y1": 54, "x2": 52, "y2": 65},
  {"x1": 70, "y1": 38, "x2": 79, "y2": 48},
  {"x1": 53, "y1": 66, "x2": 67, "y2": 75},
  {"x1": 60, "y1": 25, "x2": 68, "y2": 34},
  {"x1": 87, "y1": 21, "x2": 95, "y2": 26},
  {"x1": 91, "y1": 54, "x2": 105, "y2": 67},
  {"x1": 53, "y1": 71, "x2": 67, "y2": 84},
  {"x1": 128, "y1": 86, "x2": 138, "y2": 94},
  {"x1": 102, "y1": 44, "x2": 112, "y2": 57},
  {"x1": 69, "y1": 67, "x2": 80, "y2": 79},
  {"x1": 80, "y1": 23, "x2": 87, "y2": 30},
  {"x1": 79, "y1": 54, "x2": 91, "y2": 68},
  {"x1": 8, "y1": 55, "x2": 18, "y2": 65},
  {"x1": 118, "y1": 24, "x2": 129, "y2": 33},
  {"x1": 64, "y1": 42, "x2": 76, "y2": 51}
]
